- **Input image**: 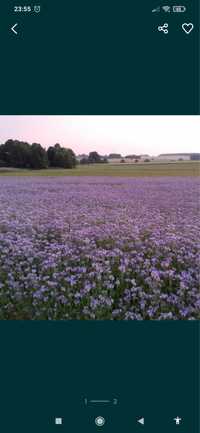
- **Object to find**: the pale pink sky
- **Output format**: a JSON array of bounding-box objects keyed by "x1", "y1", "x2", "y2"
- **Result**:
[{"x1": 0, "y1": 115, "x2": 199, "y2": 156}]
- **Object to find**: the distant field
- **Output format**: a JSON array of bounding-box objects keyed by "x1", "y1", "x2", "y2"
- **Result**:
[{"x1": 0, "y1": 161, "x2": 199, "y2": 177}]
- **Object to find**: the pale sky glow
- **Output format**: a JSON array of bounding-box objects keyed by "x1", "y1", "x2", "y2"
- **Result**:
[{"x1": 0, "y1": 115, "x2": 199, "y2": 156}]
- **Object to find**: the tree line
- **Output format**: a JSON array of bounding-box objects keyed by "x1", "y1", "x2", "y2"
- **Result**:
[
  {"x1": 0, "y1": 140, "x2": 77, "y2": 169},
  {"x1": 80, "y1": 151, "x2": 108, "y2": 164}
]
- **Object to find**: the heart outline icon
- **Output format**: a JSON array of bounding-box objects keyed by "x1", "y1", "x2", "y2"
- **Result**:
[{"x1": 182, "y1": 23, "x2": 194, "y2": 34}]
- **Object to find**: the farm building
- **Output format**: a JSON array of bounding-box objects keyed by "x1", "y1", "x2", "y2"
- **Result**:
[
  {"x1": 107, "y1": 154, "x2": 152, "y2": 164},
  {"x1": 157, "y1": 153, "x2": 200, "y2": 161}
]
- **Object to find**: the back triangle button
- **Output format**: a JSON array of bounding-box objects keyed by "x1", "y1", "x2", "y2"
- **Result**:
[{"x1": 138, "y1": 417, "x2": 144, "y2": 425}]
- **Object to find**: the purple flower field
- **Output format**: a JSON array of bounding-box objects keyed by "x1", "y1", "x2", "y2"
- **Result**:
[{"x1": 0, "y1": 176, "x2": 199, "y2": 320}]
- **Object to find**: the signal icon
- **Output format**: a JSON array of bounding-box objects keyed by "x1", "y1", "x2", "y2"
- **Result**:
[{"x1": 152, "y1": 6, "x2": 160, "y2": 13}]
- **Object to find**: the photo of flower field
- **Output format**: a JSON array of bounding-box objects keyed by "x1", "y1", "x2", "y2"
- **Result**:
[
  {"x1": 0, "y1": 116, "x2": 199, "y2": 320},
  {"x1": 0, "y1": 174, "x2": 199, "y2": 320}
]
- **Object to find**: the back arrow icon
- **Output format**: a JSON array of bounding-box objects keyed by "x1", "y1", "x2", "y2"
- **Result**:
[
  {"x1": 138, "y1": 417, "x2": 144, "y2": 425},
  {"x1": 11, "y1": 23, "x2": 18, "y2": 35}
]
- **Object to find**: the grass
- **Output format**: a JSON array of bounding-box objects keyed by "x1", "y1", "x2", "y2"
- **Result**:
[{"x1": 0, "y1": 161, "x2": 199, "y2": 177}]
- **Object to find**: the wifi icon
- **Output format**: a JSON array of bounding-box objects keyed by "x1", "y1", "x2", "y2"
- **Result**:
[{"x1": 162, "y1": 5, "x2": 171, "y2": 12}]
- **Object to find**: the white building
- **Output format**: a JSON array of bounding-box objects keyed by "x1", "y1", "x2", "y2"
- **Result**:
[{"x1": 157, "y1": 153, "x2": 192, "y2": 161}]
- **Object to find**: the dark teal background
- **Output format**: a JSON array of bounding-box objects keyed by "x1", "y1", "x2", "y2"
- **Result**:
[
  {"x1": 0, "y1": 321, "x2": 199, "y2": 432},
  {"x1": 0, "y1": 0, "x2": 199, "y2": 114},
  {"x1": 0, "y1": 2, "x2": 199, "y2": 432}
]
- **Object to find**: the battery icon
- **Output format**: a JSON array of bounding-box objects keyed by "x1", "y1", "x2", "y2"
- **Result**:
[{"x1": 173, "y1": 6, "x2": 186, "y2": 12}]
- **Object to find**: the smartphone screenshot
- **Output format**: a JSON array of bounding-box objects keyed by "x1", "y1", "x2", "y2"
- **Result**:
[{"x1": 0, "y1": 1, "x2": 199, "y2": 432}]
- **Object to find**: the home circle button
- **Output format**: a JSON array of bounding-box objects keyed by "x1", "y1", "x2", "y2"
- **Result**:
[{"x1": 95, "y1": 416, "x2": 106, "y2": 427}]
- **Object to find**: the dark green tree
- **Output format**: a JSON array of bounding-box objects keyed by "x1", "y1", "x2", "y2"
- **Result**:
[
  {"x1": 0, "y1": 139, "x2": 31, "y2": 168},
  {"x1": 0, "y1": 140, "x2": 77, "y2": 170},
  {"x1": 47, "y1": 144, "x2": 76, "y2": 168},
  {"x1": 88, "y1": 151, "x2": 101, "y2": 164},
  {"x1": 47, "y1": 146, "x2": 56, "y2": 166},
  {"x1": 30, "y1": 143, "x2": 48, "y2": 169}
]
